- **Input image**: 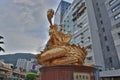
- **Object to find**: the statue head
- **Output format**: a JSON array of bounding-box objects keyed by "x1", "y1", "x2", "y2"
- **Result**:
[
  {"x1": 47, "y1": 9, "x2": 54, "y2": 25},
  {"x1": 47, "y1": 9, "x2": 54, "y2": 16}
]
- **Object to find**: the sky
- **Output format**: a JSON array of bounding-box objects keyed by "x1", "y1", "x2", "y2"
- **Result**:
[{"x1": 0, "y1": 0, "x2": 73, "y2": 55}]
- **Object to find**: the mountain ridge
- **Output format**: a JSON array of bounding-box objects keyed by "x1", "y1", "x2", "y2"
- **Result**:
[{"x1": 0, "y1": 53, "x2": 36, "y2": 66}]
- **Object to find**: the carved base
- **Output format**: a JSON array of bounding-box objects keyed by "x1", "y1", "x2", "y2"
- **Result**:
[{"x1": 40, "y1": 65, "x2": 96, "y2": 80}]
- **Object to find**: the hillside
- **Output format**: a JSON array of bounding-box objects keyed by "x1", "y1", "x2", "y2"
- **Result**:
[{"x1": 0, "y1": 53, "x2": 36, "y2": 66}]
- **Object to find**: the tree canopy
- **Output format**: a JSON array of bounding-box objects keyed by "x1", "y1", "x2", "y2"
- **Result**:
[{"x1": 25, "y1": 72, "x2": 39, "y2": 80}]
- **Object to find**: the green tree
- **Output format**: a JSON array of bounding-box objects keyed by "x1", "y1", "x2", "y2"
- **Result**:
[{"x1": 25, "y1": 72, "x2": 39, "y2": 80}]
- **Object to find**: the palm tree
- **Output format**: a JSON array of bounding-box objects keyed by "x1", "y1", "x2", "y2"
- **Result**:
[{"x1": 0, "y1": 36, "x2": 5, "y2": 52}]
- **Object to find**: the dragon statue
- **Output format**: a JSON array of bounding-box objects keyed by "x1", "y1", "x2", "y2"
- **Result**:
[{"x1": 36, "y1": 9, "x2": 87, "y2": 66}]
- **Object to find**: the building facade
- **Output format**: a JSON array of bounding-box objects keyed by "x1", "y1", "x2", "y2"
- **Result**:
[
  {"x1": 71, "y1": 0, "x2": 93, "y2": 65},
  {"x1": 105, "y1": 0, "x2": 120, "y2": 60},
  {"x1": 0, "y1": 61, "x2": 12, "y2": 79},
  {"x1": 16, "y1": 59, "x2": 27, "y2": 71},
  {"x1": 86, "y1": 0, "x2": 120, "y2": 69},
  {"x1": 60, "y1": 0, "x2": 120, "y2": 69},
  {"x1": 61, "y1": 3, "x2": 73, "y2": 34},
  {"x1": 16, "y1": 59, "x2": 37, "y2": 72},
  {"x1": 54, "y1": 0, "x2": 71, "y2": 26},
  {"x1": 26, "y1": 60, "x2": 34, "y2": 72},
  {"x1": 55, "y1": 0, "x2": 120, "y2": 79}
]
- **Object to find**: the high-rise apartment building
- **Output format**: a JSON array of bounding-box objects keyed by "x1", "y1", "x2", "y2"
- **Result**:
[
  {"x1": 61, "y1": 4, "x2": 73, "y2": 34},
  {"x1": 86, "y1": 0, "x2": 120, "y2": 69},
  {"x1": 60, "y1": 0, "x2": 120, "y2": 70},
  {"x1": 16, "y1": 59, "x2": 27, "y2": 71},
  {"x1": 55, "y1": 0, "x2": 120, "y2": 79},
  {"x1": 105, "y1": 0, "x2": 120, "y2": 60},
  {"x1": 26, "y1": 60, "x2": 34, "y2": 72},
  {"x1": 71, "y1": 0, "x2": 94, "y2": 65},
  {"x1": 16, "y1": 58, "x2": 37, "y2": 72},
  {"x1": 54, "y1": 0, "x2": 71, "y2": 25}
]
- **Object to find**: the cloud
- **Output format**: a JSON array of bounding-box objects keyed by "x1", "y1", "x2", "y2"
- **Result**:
[
  {"x1": 0, "y1": 0, "x2": 73, "y2": 54},
  {"x1": 13, "y1": 0, "x2": 35, "y2": 6}
]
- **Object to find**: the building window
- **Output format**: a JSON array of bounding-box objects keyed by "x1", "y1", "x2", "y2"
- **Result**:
[
  {"x1": 100, "y1": 20, "x2": 103, "y2": 24},
  {"x1": 99, "y1": 13, "x2": 102, "y2": 18},
  {"x1": 116, "y1": 23, "x2": 120, "y2": 28},
  {"x1": 97, "y1": 7, "x2": 100, "y2": 12},
  {"x1": 84, "y1": 38, "x2": 90, "y2": 43},
  {"x1": 81, "y1": 36, "x2": 84, "y2": 39},
  {"x1": 80, "y1": 33, "x2": 83, "y2": 35},
  {"x1": 60, "y1": 29, "x2": 62, "y2": 32},
  {"x1": 118, "y1": 32, "x2": 120, "y2": 38},
  {"x1": 111, "y1": 3, "x2": 120, "y2": 12},
  {"x1": 86, "y1": 45, "x2": 92, "y2": 49},
  {"x1": 109, "y1": 57, "x2": 112, "y2": 63},
  {"x1": 109, "y1": 57, "x2": 113, "y2": 67},
  {"x1": 109, "y1": 0, "x2": 117, "y2": 6},
  {"x1": 114, "y1": 13, "x2": 120, "y2": 20},
  {"x1": 104, "y1": 36, "x2": 107, "y2": 41},
  {"x1": 81, "y1": 41, "x2": 84, "y2": 43},
  {"x1": 87, "y1": 56, "x2": 93, "y2": 60},
  {"x1": 106, "y1": 46, "x2": 110, "y2": 51},
  {"x1": 102, "y1": 27, "x2": 105, "y2": 32},
  {"x1": 84, "y1": 29, "x2": 90, "y2": 36},
  {"x1": 96, "y1": 2, "x2": 98, "y2": 6}
]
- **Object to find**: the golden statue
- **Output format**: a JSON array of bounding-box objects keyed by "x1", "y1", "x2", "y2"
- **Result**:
[{"x1": 36, "y1": 9, "x2": 87, "y2": 66}]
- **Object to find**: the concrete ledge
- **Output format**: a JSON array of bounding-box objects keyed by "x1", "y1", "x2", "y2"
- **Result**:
[{"x1": 100, "y1": 69, "x2": 120, "y2": 77}]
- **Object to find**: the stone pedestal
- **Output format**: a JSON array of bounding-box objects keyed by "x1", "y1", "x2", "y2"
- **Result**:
[{"x1": 40, "y1": 65, "x2": 96, "y2": 80}]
